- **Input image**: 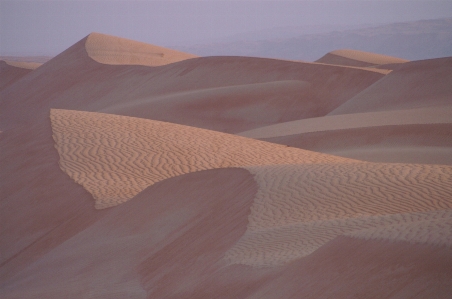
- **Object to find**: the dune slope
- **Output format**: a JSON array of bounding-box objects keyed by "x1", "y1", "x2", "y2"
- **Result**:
[
  {"x1": 316, "y1": 49, "x2": 409, "y2": 68},
  {"x1": 0, "y1": 61, "x2": 37, "y2": 91},
  {"x1": 0, "y1": 33, "x2": 385, "y2": 134},
  {"x1": 85, "y1": 32, "x2": 198, "y2": 66},
  {"x1": 50, "y1": 109, "x2": 351, "y2": 208},
  {"x1": 329, "y1": 57, "x2": 452, "y2": 115}
]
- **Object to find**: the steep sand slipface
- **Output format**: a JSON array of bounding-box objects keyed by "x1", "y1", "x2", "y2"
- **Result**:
[
  {"x1": 85, "y1": 32, "x2": 197, "y2": 66},
  {"x1": 329, "y1": 56, "x2": 452, "y2": 115},
  {"x1": 226, "y1": 163, "x2": 452, "y2": 266},
  {"x1": 316, "y1": 49, "x2": 409, "y2": 68},
  {"x1": 239, "y1": 106, "x2": 452, "y2": 139},
  {"x1": 50, "y1": 109, "x2": 351, "y2": 209}
]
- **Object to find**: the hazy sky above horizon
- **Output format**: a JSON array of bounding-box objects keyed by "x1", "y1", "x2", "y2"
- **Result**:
[{"x1": 1, "y1": 0, "x2": 452, "y2": 55}]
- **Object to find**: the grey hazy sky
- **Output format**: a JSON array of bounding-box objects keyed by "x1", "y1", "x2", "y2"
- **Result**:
[{"x1": 1, "y1": 1, "x2": 452, "y2": 55}]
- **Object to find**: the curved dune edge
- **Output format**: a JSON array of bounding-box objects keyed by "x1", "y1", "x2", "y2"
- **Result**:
[
  {"x1": 84, "y1": 32, "x2": 198, "y2": 66},
  {"x1": 3, "y1": 60, "x2": 42, "y2": 70},
  {"x1": 239, "y1": 106, "x2": 452, "y2": 139},
  {"x1": 317, "y1": 49, "x2": 409, "y2": 66},
  {"x1": 50, "y1": 109, "x2": 352, "y2": 209},
  {"x1": 225, "y1": 163, "x2": 452, "y2": 266},
  {"x1": 311, "y1": 61, "x2": 391, "y2": 74}
]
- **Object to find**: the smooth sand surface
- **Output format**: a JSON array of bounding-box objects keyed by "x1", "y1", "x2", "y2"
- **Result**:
[
  {"x1": 316, "y1": 49, "x2": 409, "y2": 68},
  {"x1": 239, "y1": 106, "x2": 452, "y2": 139},
  {"x1": 0, "y1": 60, "x2": 35, "y2": 90},
  {"x1": 85, "y1": 32, "x2": 198, "y2": 66},
  {"x1": 260, "y1": 122, "x2": 452, "y2": 165},
  {"x1": 329, "y1": 56, "x2": 452, "y2": 115},
  {"x1": 2, "y1": 32, "x2": 452, "y2": 298},
  {"x1": 50, "y1": 109, "x2": 351, "y2": 208},
  {"x1": 1, "y1": 33, "x2": 384, "y2": 134}
]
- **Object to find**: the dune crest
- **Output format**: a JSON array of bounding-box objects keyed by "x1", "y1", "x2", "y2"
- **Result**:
[
  {"x1": 226, "y1": 163, "x2": 452, "y2": 266},
  {"x1": 85, "y1": 32, "x2": 197, "y2": 66},
  {"x1": 50, "y1": 109, "x2": 351, "y2": 209},
  {"x1": 316, "y1": 49, "x2": 409, "y2": 68},
  {"x1": 3, "y1": 60, "x2": 42, "y2": 70}
]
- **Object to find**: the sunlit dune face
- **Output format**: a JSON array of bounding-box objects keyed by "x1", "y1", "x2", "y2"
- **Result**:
[{"x1": 84, "y1": 32, "x2": 197, "y2": 66}]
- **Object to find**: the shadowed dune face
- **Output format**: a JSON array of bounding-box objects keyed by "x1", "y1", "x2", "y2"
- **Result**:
[
  {"x1": 329, "y1": 57, "x2": 452, "y2": 115},
  {"x1": 85, "y1": 32, "x2": 198, "y2": 66},
  {"x1": 316, "y1": 49, "x2": 409, "y2": 68},
  {"x1": 2, "y1": 168, "x2": 260, "y2": 298},
  {"x1": 0, "y1": 118, "x2": 109, "y2": 282},
  {"x1": 239, "y1": 106, "x2": 452, "y2": 139},
  {"x1": 262, "y1": 124, "x2": 452, "y2": 165},
  {"x1": 0, "y1": 36, "x2": 385, "y2": 134},
  {"x1": 2, "y1": 31, "x2": 452, "y2": 298},
  {"x1": 0, "y1": 61, "x2": 35, "y2": 91}
]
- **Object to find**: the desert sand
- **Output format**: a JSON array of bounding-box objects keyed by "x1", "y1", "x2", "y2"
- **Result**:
[
  {"x1": 316, "y1": 49, "x2": 409, "y2": 68},
  {"x1": 1, "y1": 32, "x2": 451, "y2": 298}
]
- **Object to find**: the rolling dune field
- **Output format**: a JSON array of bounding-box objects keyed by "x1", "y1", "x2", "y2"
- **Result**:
[{"x1": 1, "y1": 32, "x2": 452, "y2": 298}]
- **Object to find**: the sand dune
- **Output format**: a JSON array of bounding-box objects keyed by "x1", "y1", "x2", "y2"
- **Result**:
[
  {"x1": 261, "y1": 123, "x2": 452, "y2": 165},
  {"x1": 239, "y1": 106, "x2": 452, "y2": 139},
  {"x1": 329, "y1": 56, "x2": 452, "y2": 115},
  {"x1": 3, "y1": 60, "x2": 41, "y2": 70},
  {"x1": 85, "y1": 32, "x2": 197, "y2": 66},
  {"x1": 316, "y1": 49, "x2": 409, "y2": 68},
  {"x1": 50, "y1": 109, "x2": 351, "y2": 208},
  {"x1": 226, "y1": 163, "x2": 452, "y2": 266},
  {"x1": 0, "y1": 33, "x2": 385, "y2": 134},
  {"x1": 3, "y1": 31, "x2": 452, "y2": 298},
  {"x1": 0, "y1": 60, "x2": 36, "y2": 91}
]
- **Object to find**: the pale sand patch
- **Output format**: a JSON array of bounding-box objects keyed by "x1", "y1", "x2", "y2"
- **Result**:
[
  {"x1": 3, "y1": 60, "x2": 42, "y2": 70},
  {"x1": 239, "y1": 106, "x2": 452, "y2": 139},
  {"x1": 85, "y1": 32, "x2": 197, "y2": 66},
  {"x1": 50, "y1": 109, "x2": 352, "y2": 209},
  {"x1": 226, "y1": 163, "x2": 452, "y2": 266},
  {"x1": 311, "y1": 61, "x2": 391, "y2": 75},
  {"x1": 323, "y1": 49, "x2": 409, "y2": 65}
]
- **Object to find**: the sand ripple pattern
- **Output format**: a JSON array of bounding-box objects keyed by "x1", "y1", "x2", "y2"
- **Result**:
[
  {"x1": 225, "y1": 163, "x2": 452, "y2": 266},
  {"x1": 50, "y1": 109, "x2": 350, "y2": 209}
]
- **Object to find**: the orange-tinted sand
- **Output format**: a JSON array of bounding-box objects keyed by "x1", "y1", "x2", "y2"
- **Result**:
[{"x1": 1, "y1": 32, "x2": 451, "y2": 298}]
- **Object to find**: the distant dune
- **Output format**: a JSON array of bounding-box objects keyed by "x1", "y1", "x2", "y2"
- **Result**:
[
  {"x1": 2, "y1": 32, "x2": 452, "y2": 298},
  {"x1": 0, "y1": 60, "x2": 40, "y2": 90},
  {"x1": 177, "y1": 18, "x2": 452, "y2": 61},
  {"x1": 85, "y1": 32, "x2": 197, "y2": 66},
  {"x1": 316, "y1": 49, "x2": 409, "y2": 68},
  {"x1": 329, "y1": 56, "x2": 452, "y2": 115}
]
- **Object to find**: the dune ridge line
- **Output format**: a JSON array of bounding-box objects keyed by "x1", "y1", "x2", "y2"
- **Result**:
[
  {"x1": 50, "y1": 109, "x2": 352, "y2": 209},
  {"x1": 239, "y1": 106, "x2": 452, "y2": 139},
  {"x1": 84, "y1": 32, "x2": 197, "y2": 66}
]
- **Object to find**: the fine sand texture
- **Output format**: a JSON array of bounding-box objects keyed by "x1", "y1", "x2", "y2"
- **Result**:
[
  {"x1": 50, "y1": 109, "x2": 351, "y2": 208},
  {"x1": 316, "y1": 49, "x2": 409, "y2": 68},
  {"x1": 226, "y1": 163, "x2": 452, "y2": 266},
  {"x1": 2, "y1": 32, "x2": 452, "y2": 298}
]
